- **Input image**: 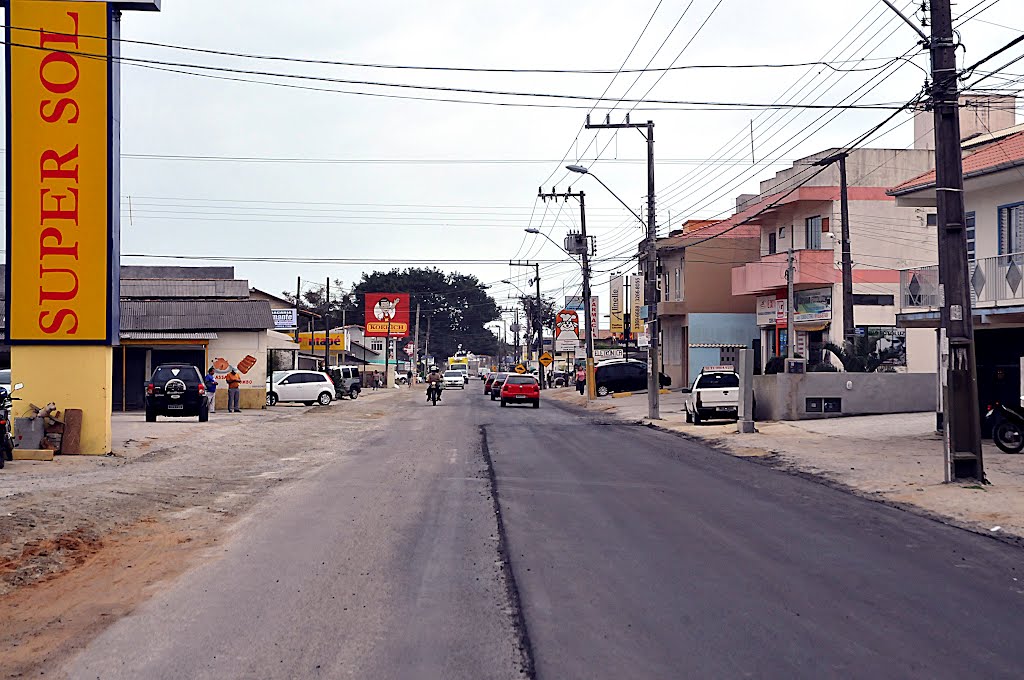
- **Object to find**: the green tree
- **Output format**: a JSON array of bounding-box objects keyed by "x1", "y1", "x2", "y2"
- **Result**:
[
  {"x1": 517, "y1": 294, "x2": 556, "y2": 349},
  {"x1": 823, "y1": 336, "x2": 903, "y2": 373}
]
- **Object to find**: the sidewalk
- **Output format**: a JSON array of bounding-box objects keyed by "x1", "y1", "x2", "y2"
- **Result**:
[{"x1": 549, "y1": 387, "x2": 1024, "y2": 543}]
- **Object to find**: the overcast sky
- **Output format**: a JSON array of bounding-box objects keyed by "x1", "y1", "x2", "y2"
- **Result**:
[{"x1": 5, "y1": 0, "x2": 1024, "y2": 325}]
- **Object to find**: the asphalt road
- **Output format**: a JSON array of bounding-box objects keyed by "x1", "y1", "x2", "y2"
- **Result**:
[{"x1": 63, "y1": 384, "x2": 1024, "y2": 679}]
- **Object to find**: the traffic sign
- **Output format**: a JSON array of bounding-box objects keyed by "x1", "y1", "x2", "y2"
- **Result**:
[
  {"x1": 515, "y1": 364, "x2": 527, "y2": 374},
  {"x1": 539, "y1": 352, "x2": 553, "y2": 367}
]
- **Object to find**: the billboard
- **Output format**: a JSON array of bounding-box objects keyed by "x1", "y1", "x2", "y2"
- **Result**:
[
  {"x1": 609, "y1": 275, "x2": 624, "y2": 336},
  {"x1": 630, "y1": 275, "x2": 644, "y2": 335},
  {"x1": 564, "y1": 295, "x2": 585, "y2": 311},
  {"x1": 794, "y1": 287, "x2": 832, "y2": 322},
  {"x1": 272, "y1": 308, "x2": 298, "y2": 330},
  {"x1": 589, "y1": 297, "x2": 599, "y2": 335},
  {"x1": 298, "y1": 330, "x2": 347, "y2": 353},
  {"x1": 364, "y1": 293, "x2": 410, "y2": 337},
  {"x1": 554, "y1": 309, "x2": 580, "y2": 351},
  {"x1": 6, "y1": 2, "x2": 115, "y2": 343}
]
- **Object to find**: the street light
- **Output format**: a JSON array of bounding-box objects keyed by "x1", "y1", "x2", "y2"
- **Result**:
[
  {"x1": 524, "y1": 228, "x2": 583, "y2": 267},
  {"x1": 567, "y1": 163, "x2": 660, "y2": 418}
]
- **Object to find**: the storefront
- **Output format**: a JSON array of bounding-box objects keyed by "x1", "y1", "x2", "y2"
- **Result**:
[{"x1": 756, "y1": 287, "x2": 833, "y2": 367}]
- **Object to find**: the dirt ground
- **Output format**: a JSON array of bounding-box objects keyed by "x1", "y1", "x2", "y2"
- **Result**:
[
  {"x1": 549, "y1": 388, "x2": 1024, "y2": 544},
  {"x1": 0, "y1": 389, "x2": 404, "y2": 678}
]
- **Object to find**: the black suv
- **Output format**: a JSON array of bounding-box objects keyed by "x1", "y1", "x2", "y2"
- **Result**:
[
  {"x1": 145, "y1": 363, "x2": 209, "y2": 422},
  {"x1": 594, "y1": 359, "x2": 671, "y2": 397}
]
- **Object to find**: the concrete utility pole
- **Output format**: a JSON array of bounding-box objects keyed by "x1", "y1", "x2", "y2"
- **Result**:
[
  {"x1": 815, "y1": 152, "x2": 855, "y2": 346},
  {"x1": 324, "y1": 278, "x2": 331, "y2": 370},
  {"x1": 413, "y1": 302, "x2": 421, "y2": 386},
  {"x1": 510, "y1": 260, "x2": 545, "y2": 389},
  {"x1": 930, "y1": 0, "x2": 983, "y2": 480},
  {"x1": 584, "y1": 114, "x2": 660, "y2": 418},
  {"x1": 537, "y1": 190, "x2": 596, "y2": 399},
  {"x1": 786, "y1": 245, "x2": 795, "y2": 360}
]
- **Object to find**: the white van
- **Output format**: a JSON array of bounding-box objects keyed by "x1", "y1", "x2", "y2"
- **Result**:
[{"x1": 266, "y1": 370, "x2": 334, "y2": 406}]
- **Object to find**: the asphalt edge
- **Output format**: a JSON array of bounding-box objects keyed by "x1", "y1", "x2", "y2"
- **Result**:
[
  {"x1": 641, "y1": 421, "x2": 1024, "y2": 552},
  {"x1": 479, "y1": 425, "x2": 537, "y2": 680}
]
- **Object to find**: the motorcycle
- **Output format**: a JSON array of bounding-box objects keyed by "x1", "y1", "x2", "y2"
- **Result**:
[
  {"x1": 427, "y1": 381, "x2": 441, "y2": 406},
  {"x1": 986, "y1": 402, "x2": 1024, "y2": 453},
  {"x1": 0, "y1": 382, "x2": 24, "y2": 468}
]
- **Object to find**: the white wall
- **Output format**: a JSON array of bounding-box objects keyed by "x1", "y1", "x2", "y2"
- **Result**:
[
  {"x1": 964, "y1": 180, "x2": 1024, "y2": 260},
  {"x1": 207, "y1": 331, "x2": 268, "y2": 389}
]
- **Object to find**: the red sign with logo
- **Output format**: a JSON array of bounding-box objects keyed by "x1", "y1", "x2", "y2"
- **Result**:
[{"x1": 364, "y1": 293, "x2": 410, "y2": 337}]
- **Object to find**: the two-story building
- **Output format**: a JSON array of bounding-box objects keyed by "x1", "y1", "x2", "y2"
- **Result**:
[
  {"x1": 653, "y1": 219, "x2": 761, "y2": 387},
  {"x1": 891, "y1": 123, "x2": 1024, "y2": 411},
  {"x1": 729, "y1": 147, "x2": 938, "y2": 370}
]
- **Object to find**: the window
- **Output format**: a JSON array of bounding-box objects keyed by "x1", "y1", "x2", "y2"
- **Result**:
[
  {"x1": 663, "y1": 271, "x2": 671, "y2": 301},
  {"x1": 370, "y1": 339, "x2": 385, "y2": 352},
  {"x1": 674, "y1": 268, "x2": 681, "y2": 301},
  {"x1": 805, "y1": 216, "x2": 823, "y2": 249},
  {"x1": 506, "y1": 375, "x2": 537, "y2": 385},
  {"x1": 778, "y1": 226, "x2": 786, "y2": 238},
  {"x1": 998, "y1": 203, "x2": 1024, "y2": 256},
  {"x1": 926, "y1": 213, "x2": 938, "y2": 227},
  {"x1": 966, "y1": 211, "x2": 976, "y2": 261},
  {"x1": 695, "y1": 373, "x2": 740, "y2": 389},
  {"x1": 767, "y1": 232, "x2": 777, "y2": 255}
]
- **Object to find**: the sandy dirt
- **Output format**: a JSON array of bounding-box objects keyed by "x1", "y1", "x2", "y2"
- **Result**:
[
  {"x1": 548, "y1": 387, "x2": 1024, "y2": 543},
  {"x1": 0, "y1": 390, "x2": 405, "y2": 677}
]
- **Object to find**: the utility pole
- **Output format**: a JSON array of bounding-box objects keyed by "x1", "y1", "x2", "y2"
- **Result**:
[
  {"x1": 930, "y1": 0, "x2": 983, "y2": 480},
  {"x1": 324, "y1": 277, "x2": 331, "y2": 370},
  {"x1": 623, "y1": 275, "x2": 631, "y2": 361},
  {"x1": 414, "y1": 302, "x2": 421, "y2": 387},
  {"x1": 538, "y1": 189, "x2": 596, "y2": 400},
  {"x1": 295, "y1": 276, "x2": 302, "y2": 346},
  {"x1": 424, "y1": 315, "x2": 431, "y2": 372},
  {"x1": 815, "y1": 151, "x2": 855, "y2": 346},
  {"x1": 586, "y1": 114, "x2": 659, "y2": 418},
  {"x1": 513, "y1": 308, "x2": 520, "y2": 366},
  {"x1": 510, "y1": 260, "x2": 545, "y2": 389},
  {"x1": 787, "y1": 245, "x2": 795, "y2": 360}
]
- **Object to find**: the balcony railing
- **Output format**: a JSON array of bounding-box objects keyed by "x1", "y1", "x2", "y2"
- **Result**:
[{"x1": 901, "y1": 252, "x2": 1024, "y2": 310}]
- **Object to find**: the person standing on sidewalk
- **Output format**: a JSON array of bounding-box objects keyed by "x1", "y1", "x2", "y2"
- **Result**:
[
  {"x1": 225, "y1": 367, "x2": 243, "y2": 412},
  {"x1": 575, "y1": 365, "x2": 586, "y2": 395},
  {"x1": 204, "y1": 367, "x2": 218, "y2": 414}
]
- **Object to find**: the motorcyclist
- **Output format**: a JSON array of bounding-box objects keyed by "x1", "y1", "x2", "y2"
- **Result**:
[{"x1": 426, "y1": 366, "x2": 443, "y2": 401}]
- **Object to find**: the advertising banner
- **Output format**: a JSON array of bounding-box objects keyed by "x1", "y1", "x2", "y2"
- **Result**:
[
  {"x1": 794, "y1": 287, "x2": 832, "y2": 322},
  {"x1": 7, "y1": 1, "x2": 115, "y2": 343},
  {"x1": 630, "y1": 275, "x2": 644, "y2": 334},
  {"x1": 609, "y1": 275, "x2": 624, "y2": 336},
  {"x1": 554, "y1": 309, "x2": 580, "y2": 351},
  {"x1": 272, "y1": 308, "x2": 298, "y2": 330},
  {"x1": 590, "y1": 297, "x2": 599, "y2": 336},
  {"x1": 298, "y1": 331, "x2": 347, "y2": 353},
  {"x1": 364, "y1": 293, "x2": 410, "y2": 337},
  {"x1": 775, "y1": 299, "x2": 787, "y2": 327}
]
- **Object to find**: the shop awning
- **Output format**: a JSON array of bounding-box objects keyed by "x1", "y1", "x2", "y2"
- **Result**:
[
  {"x1": 120, "y1": 331, "x2": 218, "y2": 340},
  {"x1": 689, "y1": 343, "x2": 747, "y2": 348},
  {"x1": 794, "y1": 321, "x2": 830, "y2": 332},
  {"x1": 267, "y1": 330, "x2": 300, "y2": 350}
]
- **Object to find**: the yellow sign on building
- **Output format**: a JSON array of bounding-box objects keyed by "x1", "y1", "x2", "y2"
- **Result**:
[
  {"x1": 298, "y1": 330, "x2": 347, "y2": 353},
  {"x1": 7, "y1": 1, "x2": 114, "y2": 342}
]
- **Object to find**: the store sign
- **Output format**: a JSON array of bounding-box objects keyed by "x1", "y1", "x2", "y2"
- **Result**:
[
  {"x1": 589, "y1": 297, "x2": 599, "y2": 335},
  {"x1": 554, "y1": 309, "x2": 580, "y2": 351},
  {"x1": 776, "y1": 299, "x2": 787, "y2": 328},
  {"x1": 364, "y1": 293, "x2": 410, "y2": 337},
  {"x1": 756, "y1": 296, "x2": 777, "y2": 325},
  {"x1": 609, "y1": 275, "x2": 624, "y2": 336},
  {"x1": 6, "y1": 2, "x2": 116, "y2": 343},
  {"x1": 564, "y1": 295, "x2": 585, "y2": 311},
  {"x1": 861, "y1": 326, "x2": 907, "y2": 367},
  {"x1": 630, "y1": 275, "x2": 644, "y2": 334},
  {"x1": 595, "y1": 349, "x2": 624, "y2": 361},
  {"x1": 298, "y1": 331, "x2": 346, "y2": 352},
  {"x1": 794, "y1": 287, "x2": 833, "y2": 322},
  {"x1": 272, "y1": 308, "x2": 298, "y2": 330}
]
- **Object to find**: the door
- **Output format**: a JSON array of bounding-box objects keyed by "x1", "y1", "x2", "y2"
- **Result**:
[
  {"x1": 276, "y1": 373, "x2": 304, "y2": 401},
  {"x1": 626, "y1": 363, "x2": 647, "y2": 391}
]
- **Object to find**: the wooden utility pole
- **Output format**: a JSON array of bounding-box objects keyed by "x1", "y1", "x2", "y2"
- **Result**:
[
  {"x1": 413, "y1": 302, "x2": 421, "y2": 386},
  {"x1": 324, "y1": 278, "x2": 330, "y2": 370}
]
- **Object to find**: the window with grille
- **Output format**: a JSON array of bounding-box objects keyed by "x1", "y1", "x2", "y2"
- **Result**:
[
  {"x1": 966, "y1": 211, "x2": 976, "y2": 261},
  {"x1": 370, "y1": 339, "x2": 384, "y2": 353},
  {"x1": 805, "y1": 216, "x2": 822, "y2": 249}
]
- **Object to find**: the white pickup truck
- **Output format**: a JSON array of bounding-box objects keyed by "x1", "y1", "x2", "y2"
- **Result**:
[{"x1": 682, "y1": 366, "x2": 741, "y2": 425}]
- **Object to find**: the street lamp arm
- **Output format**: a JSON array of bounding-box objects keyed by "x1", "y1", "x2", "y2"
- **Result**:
[
  {"x1": 566, "y1": 165, "x2": 644, "y2": 227},
  {"x1": 524, "y1": 230, "x2": 583, "y2": 270}
]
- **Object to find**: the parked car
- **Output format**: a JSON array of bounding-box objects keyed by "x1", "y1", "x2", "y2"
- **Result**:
[
  {"x1": 682, "y1": 367, "x2": 740, "y2": 424},
  {"x1": 500, "y1": 375, "x2": 540, "y2": 408},
  {"x1": 266, "y1": 370, "x2": 335, "y2": 406},
  {"x1": 489, "y1": 372, "x2": 510, "y2": 401},
  {"x1": 549, "y1": 370, "x2": 569, "y2": 387},
  {"x1": 0, "y1": 368, "x2": 10, "y2": 394},
  {"x1": 327, "y1": 365, "x2": 362, "y2": 399},
  {"x1": 483, "y1": 372, "x2": 496, "y2": 394},
  {"x1": 145, "y1": 363, "x2": 208, "y2": 422},
  {"x1": 593, "y1": 359, "x2": 650, "y2": 396},
  {"x1": 443, "y1": 370, "x2": 466, "y2": 389}
]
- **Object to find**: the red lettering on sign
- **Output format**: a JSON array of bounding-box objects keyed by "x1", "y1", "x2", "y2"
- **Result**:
[
  {"x1": 39, "y1": 227, "x2": 79, "y2": 260},
  {"x1": 39, "y1": 146, "x2": 79, "y2": 182},
  {"x1": 38, "y1": 266, "x2": 80, "y2": 304},
  {"x1": 38, "y1": 51, "x2": 80, "y2": 94},
  {"x1": 39, "y1": 188, "x2": 79, "y2": 224},
  {"x1": 38, "y1": 12, "x2": 80, "y2": 49},
  {"x1": 40, "y1": 98, "x2": 80, "y2": 124},
  {"x1": 38, "y1": 309, "x2": 79, "y2": 335}
]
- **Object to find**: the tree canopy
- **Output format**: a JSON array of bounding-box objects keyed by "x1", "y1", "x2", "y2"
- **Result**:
[{"x1": 285, "y1": 268, "x2": 500, "y2": 360}]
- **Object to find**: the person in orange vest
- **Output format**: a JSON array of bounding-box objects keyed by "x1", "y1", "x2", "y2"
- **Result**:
[{"x1": 225, "y1": 367, "x2": 243, "y2": 412}]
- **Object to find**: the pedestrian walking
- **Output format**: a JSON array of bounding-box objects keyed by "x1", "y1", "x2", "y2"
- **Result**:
[
  {"x1": 575, "y1": 365, "x2": 586, "y2": 395},
  {"x1": 204, "y1": 367, "x2": 218, "y2": 414},
  {"x1": 225, "y1": 366, "x2": 243, "y2": 412},
  {"x1": 371, "y1": 371, "x2": 379, "y2": 391}
]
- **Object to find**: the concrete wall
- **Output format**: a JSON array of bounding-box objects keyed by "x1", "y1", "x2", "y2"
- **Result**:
[{"x1": 752, "y1": 372, "x2": 937, "y2": 421}]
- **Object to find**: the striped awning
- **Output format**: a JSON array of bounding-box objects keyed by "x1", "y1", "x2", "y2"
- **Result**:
[{"x1": 689, "y1": 343, "x2": 747, "y2": 348}]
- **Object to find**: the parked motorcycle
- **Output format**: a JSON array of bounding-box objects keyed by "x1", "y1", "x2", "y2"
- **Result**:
[
  {"x1": 986, "y1": 402, "x2": 1024, "y2": 453},
  {"x1": 0, "y1": 382, "x2": 24, "y2": 468},
  {"x1": 428, "y1": 381, "x2": 440, "y2": 406}
]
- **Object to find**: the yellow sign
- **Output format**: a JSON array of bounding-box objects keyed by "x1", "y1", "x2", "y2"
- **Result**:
[
  {"x1": 539, "y1": 352, "x2": 553, "y2": 367},
  {"x1": 7, "y1": 1, "x2": 113, "y2": 343},
  {"x1": 515, "y1": 364, "x2": 526, "y2": 374},
  {"x1": 298, "y1": 330, "x2": 346, "y2": 353},
  {"x1": 631, "y1": 274, "x2": 645, "y2": 335},
  {"x1": 610, "y1": 275, "x2": 624, "y2": 336}
]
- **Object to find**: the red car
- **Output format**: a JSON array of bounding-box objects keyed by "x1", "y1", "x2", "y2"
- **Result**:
[
  {"x1": 500, "y1": 375, "x2": 540, "y2": 408},
  {"x1": 483, "y1": 372, "x2": 497, "y2": 395}
]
